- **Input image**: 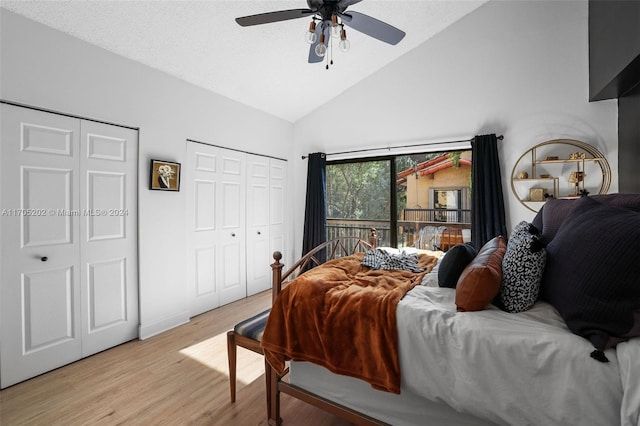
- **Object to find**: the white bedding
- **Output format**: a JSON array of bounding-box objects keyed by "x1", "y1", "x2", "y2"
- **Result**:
[
  {"x1": 616, "y1": 338, "x2": 640, "y2": 426},
  {"x1": 397, "y1": 286, "x2": 631, "y2": 426},
  {"x1": 291, "y1": 278, "x2": 640, "y2": 425},
  {"x1": 288, "y1": 249, "x2": 639, "y2": 426}
]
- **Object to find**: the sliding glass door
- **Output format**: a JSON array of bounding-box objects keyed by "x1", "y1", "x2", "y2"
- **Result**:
[{"x1": 326, "y1": 150, "x2": 472, "y2": 250}]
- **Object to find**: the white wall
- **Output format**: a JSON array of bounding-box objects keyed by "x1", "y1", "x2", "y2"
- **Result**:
[
  {"x1": 0, "y1": 10, "x2": 294, "y2": 338},
  {"x1": 292, "y1": 0, "x2": 618, "y2": 255}
]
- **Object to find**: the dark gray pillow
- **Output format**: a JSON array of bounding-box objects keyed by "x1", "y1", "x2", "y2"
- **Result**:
[
  {"x1": 540, "y1": 197, "x2": 581, "y2": 245},
  {"x1": 438, "y1": 243, "x2": 477, "y2": 288},
  {"x1": 540, "y1": 196, "x2": 640, "y2": 352},
  {"x1": 540, "y1": 194, "x2": 640, "y2": 245},
  {"x1": 498, "y1": 224, "x2": 546, "y2": 313}
]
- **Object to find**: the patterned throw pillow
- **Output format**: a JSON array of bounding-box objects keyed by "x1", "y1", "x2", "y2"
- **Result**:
[{"x1": 498, "y1": 223, "x2": 546, "y2": 313}]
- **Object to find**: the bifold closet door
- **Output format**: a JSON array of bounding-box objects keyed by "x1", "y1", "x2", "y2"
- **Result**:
[
  {"x1": 186, "y1": 142, "x2": 222, "y2": 316},
  {"x1": 269, "y1": 158, "x2": 287, "y2": 271},
  {"x1": 246, "y1": 156, "x2": 288, "y2": 296},
  {"x1": 79, "y1": 120, "x2": 138, "y2": 357},
  {"x1": 246, "y1": 154, "x2": 271, "y2": 296},
  {"x1": 0, "y1": 104, "x2": 138, "y2": 388},
  {"x1": 218, "y1": 149, "x2": 247, "y2": 306},
  {"x1": 186, "y1": 142, "x2": 247, "y2": 316}
]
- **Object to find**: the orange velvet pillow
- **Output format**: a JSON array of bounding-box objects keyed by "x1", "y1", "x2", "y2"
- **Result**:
[{"x1": 455, "y1": 236, "x2": 506, "y2": 312}]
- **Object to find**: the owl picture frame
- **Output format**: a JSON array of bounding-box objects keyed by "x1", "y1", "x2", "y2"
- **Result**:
[{"x1": 149, "y1": 159, "x2": 181, "y2": 191}]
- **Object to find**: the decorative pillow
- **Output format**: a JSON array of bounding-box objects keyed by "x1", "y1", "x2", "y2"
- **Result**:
[
  {"x1": 498, "y1": 223, "x2": 546, "y2": 313},
  {"x1": 540, "y1": 196, "x2": 640, "y2": 353},
  {"x1": 361, "y1": 248, "x2": 425, "y2": 272},
  {"x1": 455, "y1": 236, "x2": 506, "y2": 312},
  {"x1": 540, "y1": 197, "x2": 582, "y2": 245},
  {"x1": 510, "y1": 220, "x2": 541, "y2": 240},
  {"x1": 437, "y1": 243, "x2": 477, "y2": 288},
  {"x1": 539, "y1": 194, "x2": 640, "y2": 245},
  {"x1": 531, "y1": 208, "x2": 544, "y2": 234}
]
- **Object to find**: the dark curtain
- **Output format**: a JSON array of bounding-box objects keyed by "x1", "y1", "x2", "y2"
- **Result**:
[
  {"x1": 471, "y1": 134, "x2": 507, "y2": 249},
  {"x1": 302, "y1": 153, "x2": 327, "y2": 259}
]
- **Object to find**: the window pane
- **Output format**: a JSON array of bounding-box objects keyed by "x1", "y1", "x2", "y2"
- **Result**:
[
  {"x1": 326, "y1": 160, "x2": 390, "y2": 245},
  {"x1": 396, "y1": 151, "x2": 472, "y2": 250},
  {"x1": 325, "y1": 150, "x2": 472, "y2": 251}
]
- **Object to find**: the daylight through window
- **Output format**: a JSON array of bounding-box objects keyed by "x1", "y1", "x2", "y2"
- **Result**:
[{"x1": 326, "y1": 150, "x2": 472, "y2": 251}]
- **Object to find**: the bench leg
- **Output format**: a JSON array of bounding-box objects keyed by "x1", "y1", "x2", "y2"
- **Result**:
[
  {"x1": 226, "y1": 331, "x2": 237, "y2": 403},
  {"x1": 266, "y1": 361, "x2": 281, "y2": 426}
]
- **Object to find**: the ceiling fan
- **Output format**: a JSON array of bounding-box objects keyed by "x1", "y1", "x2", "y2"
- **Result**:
[{"x1": 235, "y1": 0, "x2": 406, "y2": 65}]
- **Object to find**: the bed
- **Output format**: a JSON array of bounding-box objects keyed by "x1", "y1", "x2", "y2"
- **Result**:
[{"x1": 261, "y1": 194, "x2": 640, "y2": 426}]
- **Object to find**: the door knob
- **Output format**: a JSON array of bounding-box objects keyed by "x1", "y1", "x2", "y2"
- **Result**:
[{"x1": 41, "y1": 256, "x2": 48, "y2": 262}]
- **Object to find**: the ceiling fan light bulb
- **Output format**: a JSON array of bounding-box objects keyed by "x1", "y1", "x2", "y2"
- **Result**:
[
  {"x1": 305, "y1": 21, "x2": 317, "y2": 44},
  {"x1": 339, "y1": 38, "x2": 350, "y2": 52},
  {"x1": 315, "y1": 33, "x2": 327, "y2": 57},
  {"x1": 305, "y1": 32, "x2": 317, "y2": 44},
  {"x1": 315, "y1": 42, "x2": 327, "y2": 57},
  {"x1": 339, "y1": 28, "x2": 350, "y2": 52},
  {"x1": 331, "y1": 15, "x2": 341, "y2": 36}
]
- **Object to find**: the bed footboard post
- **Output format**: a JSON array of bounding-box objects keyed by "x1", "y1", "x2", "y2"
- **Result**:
[{"x1": 271, "y1": 251, "x2": 284, "y2": 304}]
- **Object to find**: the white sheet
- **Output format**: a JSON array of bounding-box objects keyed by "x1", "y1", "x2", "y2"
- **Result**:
[
  {"x1": 616, "y1": 338, "x2": 640, "y2": 426},
  {"x1": 291, "y1": 361, "x2": 498, "y2": 426},
  {"x1": 397, "y1": 286, "x2": 624, "y2": 426}
]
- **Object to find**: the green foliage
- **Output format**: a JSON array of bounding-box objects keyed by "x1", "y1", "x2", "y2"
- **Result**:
[
  {"x1": 326, "y1": 161, "x2": 390, "y2": 220},
  {"x1": 449, "y1": 151, "x2": 461, "y2": 167}
]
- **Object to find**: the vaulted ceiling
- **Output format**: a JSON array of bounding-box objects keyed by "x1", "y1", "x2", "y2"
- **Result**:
[{"x1": 1, "y1": 1, "x2": 487, "y2": 122}]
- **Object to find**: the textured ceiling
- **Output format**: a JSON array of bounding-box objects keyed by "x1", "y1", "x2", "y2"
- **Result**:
[{"x1": 1, "y1": 0, "x2": 487, "y2": 122}]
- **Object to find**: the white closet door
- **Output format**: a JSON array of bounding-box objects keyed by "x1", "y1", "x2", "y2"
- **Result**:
[
  {"x1": 219, "y1": 149, "x2": 247, "y2": 306},
  {"x1": 186, "y1": 142, "x2": 221, "y2": 316},
  {"x1": 0, "y1": 104, "x2": 138, "y2": 388},
  {"x1": 1, "y1": 105, "x2": 82, "y2": 388},
  {"x1": 246, "y1": 154, "x2": 271, "y2": 296},
  {"x1": 79, "y1": 120, "x2": 138, "y2": 356},
  {"x1": 269, "y1": 158, "x2": 287, "y2": 266}
]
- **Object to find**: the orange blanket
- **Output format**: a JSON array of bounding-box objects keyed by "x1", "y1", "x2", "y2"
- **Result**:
[{"x1": 261, "y1": 252, "x2": 437, "y2": 394}]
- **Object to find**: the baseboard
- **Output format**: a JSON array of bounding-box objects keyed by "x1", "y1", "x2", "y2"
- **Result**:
[{"x1": 138, "y1": 310, "x2": 190, "y2": 340}]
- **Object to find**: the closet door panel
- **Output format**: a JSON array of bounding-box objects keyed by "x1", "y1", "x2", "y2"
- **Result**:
[
  {"x1": 219, "y1": 150, "x2": 246, "y2": 306},
  {"x1": 246, "y1": 154, "x2": 271, "y2": 296},
  {"x1": 79, "y1": 120, "x2": 138, "y2": 357},
  {"x1": 186, "y1": 143, "x2": 221, "y2": 316},
  {"x1": 1, "y1": 104, "x2": 82, "y2": 388},
  {"x1": 270, "y1": 159, "x2": 287, "y2": 267}
]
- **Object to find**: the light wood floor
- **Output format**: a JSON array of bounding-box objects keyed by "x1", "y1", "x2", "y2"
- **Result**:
[{"x1": 0, "y1": 290, "x2": 351, "y2": 425}]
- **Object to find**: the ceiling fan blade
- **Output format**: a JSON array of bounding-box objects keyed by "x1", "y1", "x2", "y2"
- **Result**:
[
  {"x1": 340, "y1": 11, "x2": 406, "y2": 45},
  {"x1": 236, "y1": 9, "x2": 315, "y2": 27},
  {"x1": 308, "y1": 23, "x2": 330, "y2": 63},
  {"x1": 337, "y1": 0, "x2": 363, "y2": 9}
]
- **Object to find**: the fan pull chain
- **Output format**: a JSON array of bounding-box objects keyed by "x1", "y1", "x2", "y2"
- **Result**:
[{"x1": 326, "y1": 33, "x2": 334, "y2": 70}]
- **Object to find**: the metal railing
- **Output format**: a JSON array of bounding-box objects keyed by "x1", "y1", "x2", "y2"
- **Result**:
[
  {"x1": 326, "y1": 219, "x2": 391, "y2": 248},
  {"x1": 402, "y1": 208, "x2": 471, "y2": 224},
  {"x1": 327, "y1": 209, "x2": 472, "y2": 252}
]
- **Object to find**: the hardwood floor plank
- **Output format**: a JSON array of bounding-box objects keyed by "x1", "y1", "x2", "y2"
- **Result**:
[{"x1": 0, "y1": 291, "x2": 351, "y2": 425}]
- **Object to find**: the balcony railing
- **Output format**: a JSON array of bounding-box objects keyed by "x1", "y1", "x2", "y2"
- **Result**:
[
  {"x1": 327, "y1": 208, "x2": 471, "y2": 252},
  {"x1": 326, "y1": 219, "x2": 391, "y2": 248},
  {"x1": 402, "y1": 208, "x2": 471, "y2": 224}
]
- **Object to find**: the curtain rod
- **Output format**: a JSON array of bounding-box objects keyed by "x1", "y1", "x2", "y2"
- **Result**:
[{"x1": 301, "y1": 135, "x2": 503, "y2": 159}]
